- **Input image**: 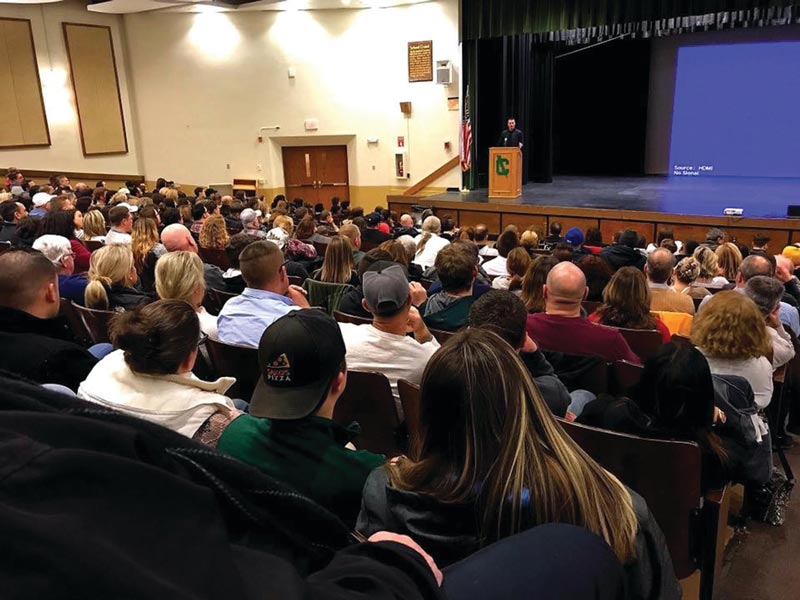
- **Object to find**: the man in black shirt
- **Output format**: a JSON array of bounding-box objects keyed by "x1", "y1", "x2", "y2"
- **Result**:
[{"x1": 497, "y1": 118, "x2": 523, "y2": 149}]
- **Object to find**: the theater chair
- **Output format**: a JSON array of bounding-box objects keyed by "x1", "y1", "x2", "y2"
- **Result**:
[
  {"x1": 429, "y1": 328, "x2": 456, "y2": 345},
  {"x1": 84, "y1": 240, "x2": 104, "y2": 252},
  {"x1": 608, "y1": 360, "x2": 644, "y2": 396},
  {"x1": 546, "y1": 353, "x2": 609, "y2": 395},
  {"x1": 206, "y1": 288, "x2": 238, "y2": 314},
  {"x1": 614, "y1": 326, "x2": 664, "y2": 361},
  {"x1": 653, "y1": 311, "x2": 694, "y2": 337},
  {"x1": 559, "y1": 419, "x2": 725, "y2": 600},
  {"x1": 333, "y1": 310, "x2": 372, "y2": 326},
  {"x1": 204, "y1": 338, "x2": 260, "y2": 401},
  {"x1": 288, "y1": 275, "x2": 304, "y2": 287},
  {"x1": 59, "y1": 298, "x2": 92, "y2": 347},
  {"x1": 333, "y1": 370, "x2": 401, "y2": 457},
  {"x1": 71, "y1": 301, "x2": 116, "y2": 345},
  {"x1": 397, "y1": 379, "x2": 421, "y2": 454},
  {"x1": 313, "y1": 241, "x2": 329, "y2": 257},
  {"x1": 302, "y1": 279, "x2": 354, "y2": 316},
  {"x1": 198, "y1": 247, "x2": 231, "y2": 270}
]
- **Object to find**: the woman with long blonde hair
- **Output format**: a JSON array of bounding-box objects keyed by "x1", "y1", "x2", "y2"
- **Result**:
[
  {"x1": 413, "y1": 215, "x2": 449, "y2": 269},
  {"x1": 199, "y1": 214, "x2": 229, "y2": 250},
  {"x1": 130, "y1": 217, "x2": 165, "y2": 294},
  {"x1": 313, "y1": 235, "x2": 358, "y2": 285},
  {"x1": 357, "y1": 328, "x2": 679, "y2": 599},
  {"x1": 85, "y1": 244, "x2": 150, "y2": 311},
  {"x1": 693, "y1": 246, "x2": 728, "y2": 287},
  {"x1": 715, "y1": 242, "x2": 743, "y2": 281},
  {"x1": 156, "y1": 251, "x2": 217, "y2": 337},
  {"x1": 82, "y1": 209, "x2": 107, "y2": 242}
]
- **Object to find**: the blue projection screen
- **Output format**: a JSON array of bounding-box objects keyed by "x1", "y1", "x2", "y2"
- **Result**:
[{"x1": 669, "y1": 42, "x2": 800, "y2": 178}]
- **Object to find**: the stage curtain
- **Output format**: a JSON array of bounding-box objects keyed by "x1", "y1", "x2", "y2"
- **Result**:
[{"x1": 463, "y1": 0, "x2": 800, "y2": 43}]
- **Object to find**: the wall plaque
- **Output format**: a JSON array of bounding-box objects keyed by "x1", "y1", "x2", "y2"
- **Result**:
[{"x1": 408, "y1": 40, "x2": 433, "y2": 82}]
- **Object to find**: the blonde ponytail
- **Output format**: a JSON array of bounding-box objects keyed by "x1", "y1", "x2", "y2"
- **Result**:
[
  {"x1": 415, "y1": 216, "x2": 441, "y2": 258},
  {"x1": 85, "y1": 245, "x2": 135, "y2": 310}
]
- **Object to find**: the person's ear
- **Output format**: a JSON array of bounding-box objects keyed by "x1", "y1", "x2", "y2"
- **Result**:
[
  {"x1": 45, "y1": 281, "x2": 59, "y2": 305},
  {"x1": 361, "y1": 298, "x2": 371, "y2": 313},
  {"x1": 582, "y1": 286, "x2": 588, "y2": 301},
  {"x1": 330, "y1": 368, "x2": 347, "y2": 397},
  {"x1": 542, "y1": 284, "x2": 548, "y2": 300}
]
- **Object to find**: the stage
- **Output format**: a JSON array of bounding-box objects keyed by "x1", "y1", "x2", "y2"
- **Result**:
[{"x1": 387, "y1": 175, "x2": 800, "y2": 248}]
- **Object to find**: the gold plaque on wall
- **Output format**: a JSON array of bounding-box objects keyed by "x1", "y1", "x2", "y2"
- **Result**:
[
  {"x1": 408, "y1": 40, "x2": 433, "y2": 83},
  {"x1": 63, "y1": 23, "x2": 128, "y2": 156}
]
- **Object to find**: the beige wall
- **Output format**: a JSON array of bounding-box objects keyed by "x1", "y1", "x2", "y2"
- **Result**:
[
  {"x1": 0, "y1": 0, "x2": 142, "y2": 175},
  {"x1": 122, "y1": 1, "x2": 461, "y2": 200}
]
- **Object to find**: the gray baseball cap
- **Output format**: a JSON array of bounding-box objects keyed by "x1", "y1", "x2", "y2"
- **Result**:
[{"x1": 362, "y1": 263, "x2": 409, "y2": 316}]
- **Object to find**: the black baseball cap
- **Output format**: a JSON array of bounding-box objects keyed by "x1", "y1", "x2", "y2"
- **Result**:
[{"x1": 250, "y1": 309, "x2": 346, "y2": 419}]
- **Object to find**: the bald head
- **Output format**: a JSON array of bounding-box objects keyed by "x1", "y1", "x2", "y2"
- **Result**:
[
  {"x1": 400, "y1": 214, "x2": 414, "y2": 228},
  {"x1": 544, "y1": 261, "x2": 588, "y2": 315},
  {"x1": 738, "y1": 254, "x2": 774, "y2": 286},
  {"x1": 646, "y1": 248, "x2": 675, "y2": 284},
  {"x1": 161, "y1": 223, "x2": 198, "y2": 254}
]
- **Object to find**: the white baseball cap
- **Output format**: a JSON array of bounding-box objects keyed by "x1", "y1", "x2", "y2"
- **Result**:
[
  {"x1": 119, "y1": 202, "x2": 139, "y2": 213},
  {"x1": 33, "y1": 192, "x2": 55, "y2": 207}
]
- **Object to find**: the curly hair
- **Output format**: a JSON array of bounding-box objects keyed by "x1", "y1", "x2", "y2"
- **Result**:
[
  {"x1": 674, "y1": 256, "x2": 701, "y2": 285},
  {"x1": 199, "y1": 214, "x2": 229, "y2": 250},
  {"x1": 690, "y1": 291, "x2": 771, "y2": 359}
]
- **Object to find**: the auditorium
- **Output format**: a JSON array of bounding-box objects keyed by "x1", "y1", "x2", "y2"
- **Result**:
[{"x1": 1, "y1": 0, "x2": 799, "y2": 597}]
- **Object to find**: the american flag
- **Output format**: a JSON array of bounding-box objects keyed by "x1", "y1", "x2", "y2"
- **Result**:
[{"x1": 460, "y1": 86, "x2": 473, "y2": 172}]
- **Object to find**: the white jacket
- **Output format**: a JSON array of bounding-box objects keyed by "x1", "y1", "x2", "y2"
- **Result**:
[{"x1": 78, "y1": 350, "x2": 237, "y2": 438}]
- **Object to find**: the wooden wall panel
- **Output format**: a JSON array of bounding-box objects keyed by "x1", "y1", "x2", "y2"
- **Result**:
[
  {"x1": 501, "y1": 212, "x2": 546, "y2": 233},
  {"x1": 726, "y1": 227, "x2": 791, "y2": 249},
  {"x1": 601, "y1": 220, "x2": 655, "y2": 245},
  {"x1": 458, "y1": 210, "x2": 500, "y2": 234},
  {"x1": 63, "y1": 23, "x2": 127, "y2": 155},
  {"x1": 546, "y1": 216, "x2": 600, "y2": 238},
  {"x1": 0, "y1": 18, "x2": 50, "y2": 148}
]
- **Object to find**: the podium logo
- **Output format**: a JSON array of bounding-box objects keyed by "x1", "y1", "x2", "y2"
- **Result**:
[{"x1": 495, "y1": 155, "x2": 510, "y2": 176}]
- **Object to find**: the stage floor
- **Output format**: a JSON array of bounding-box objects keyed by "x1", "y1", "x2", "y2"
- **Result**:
[{"x1": 424, "y1": 175, "x2": 800, "y2": 219}]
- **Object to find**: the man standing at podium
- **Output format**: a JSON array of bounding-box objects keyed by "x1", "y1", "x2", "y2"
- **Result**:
[{"x1": 497, "y1": 118, "x2": 523, "y2": 150}]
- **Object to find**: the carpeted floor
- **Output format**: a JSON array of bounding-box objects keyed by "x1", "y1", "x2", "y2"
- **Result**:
[{"x1": 713, "y1": 446, "x2": 800, "y2": 599}]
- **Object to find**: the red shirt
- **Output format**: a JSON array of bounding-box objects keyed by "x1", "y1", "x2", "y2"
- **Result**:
[
  {"x1": 71, "y1": 238, "x2": 91, "y2": 274},
  {"x1": 526, "y1": 313, "x2": 641, "y2": 364},
  {"x1": 587, "y1": 312, "x2": 671, "y2": 343}
]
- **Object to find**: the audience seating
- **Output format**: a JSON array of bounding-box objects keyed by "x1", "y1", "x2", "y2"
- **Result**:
[
  {"x1": 397, "y1": 379, "x2": 421, "y2": 454},
  {"x1": 70, "y1": 301, "x2": 115, "y2": 344},
  {"x1": 302, "y1": 279, "x2": 354, "y2": 315},
  {"x1": 692, "y1": 297, "x2": 704, "y2": 312},
  {"x1": 359, "y1": 239, "x2": 380, "y2": 252},
  {"x1": 429, "y1": 327, "x2": 456, "y2": 345},
  {"x1": 198, "y1": 247, "x2": 231, "y2": 270},
  {"x1": 333, "y1": 310, "x2": 372, "y2": 325},
  {"x1": 313, "y1": 241, "x2": 329, "y2": 257},
  {"x1": 207, "y1": 288, "x2": 237, "y2": 314},
  {"x1": 419, "y1": 278, "x2": 435, "y2": 291},
  {"x1": 671, "y1": 333, "x2": 693, "y2": 347},
  {"x1": 559, "y1": 419, "x2": 723, "y2": 599},
  {"x1": 59, "y1": 298, "x2": 92, "y2": 347},
  {"x1": 204, "y1": 338, "x2": 260, "y2": 401},
  {"x1": 548, "y1": 353, "x2": 608, "y2": 395},
  {"x1": 333, "y1": 370, "x2": 401, "y2": 457},
  {"x1": 614, "y1": 327, "x2": 664, "y2": 361},
  {"x1": 288, "y1": 275, "x2": 303, "y2": 287},
  {"x1": 84, "y1": 240, "x2": 104, "y2": 252},
  {"x1": 609, "y1": 360, "x2": 644, "y2": 396},
  {"x1": 581, "y1": 300, "x2": 601, "y2": 315},
  {"x1": 654, "y1": 311, "x2": 694, "y2": 337},
  {"x1": 0, "y1": 240, "x2": 12, "y2": 254}
]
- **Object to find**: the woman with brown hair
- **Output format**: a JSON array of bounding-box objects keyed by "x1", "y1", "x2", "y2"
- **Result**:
[
  {"x1": 312, "y1": 235, "x2": 359, "y2": 286},
  {"x1": 357, "y1": 328, "x2": 679, "y2": 599},
  {"x1": 589, "y1": 267, "x2": 670, "y2": 343},
  {"x1": 130, "y1": 217, "x2": 165, "y2": 294},
  {"x1": 519, "y1": 255, "x2": 558, "y2": 313},
  {"x1": 199, "y1": 214, "x2": 230, "y2": 250},
  {"x1": 715, "y1": 242, "x2": 743, "y2": 281},
  {"x1": 492, "y1": 247, "x2": 530, "y2": 292}
]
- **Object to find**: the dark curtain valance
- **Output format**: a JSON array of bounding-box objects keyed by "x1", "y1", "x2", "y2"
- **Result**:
[{"x1": 462, "y1": 1, "x2": 800, "y2": 43}]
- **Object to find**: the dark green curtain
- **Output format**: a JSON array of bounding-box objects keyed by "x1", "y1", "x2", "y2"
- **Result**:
[{"x1": 463, "y1": 0, "x2": 800, "y2": 43}]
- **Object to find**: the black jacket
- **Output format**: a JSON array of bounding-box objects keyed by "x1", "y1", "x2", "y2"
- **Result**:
[
  {"x1": 519, "y1": 350, "x2": 571, "y2": 417},
  {"x1": 0, "y1": 307, "x2": 97, "y2": 391},
  {"x1": 0, "y1": 374, "x2": 443, "y2": 600},
  {"x1": 599, "y1": 245, "x2": 646, "y2": 272},
  {"x1": 106, "y1": 284, "x2": 151, "y2": 311},
  {"x1": 358, "y1": 468, "x2": 679, "y2": 600}
]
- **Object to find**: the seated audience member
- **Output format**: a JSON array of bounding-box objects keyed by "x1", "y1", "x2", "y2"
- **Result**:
[
  {"x1": 704, "y1": 227, "x2": 725, "y2": 251},
  {"x1": 131, "y1": 217, "x2": 166, "y2": 294},
  {"x1": 743, "y1": 276, "x2": 795, "y2": 370},
  {"x1": 266, "y1": 214, "x2": 293, "y2": 249},
  {"x1": 413, "y1": 216, "x2": 450, "y2": 269},
  {"x1": 552, "y1": 242, "x2": 575, "y2": 263},
  {"x1": 217, "y1": 241, "x2": 310, "y2": 348},
  {"x1": 105, "y1": 205, "x2": 134, "y2": 245},
  {"x1": 527, "y1": 262, "x2": 640, "y2": 363},
  {"x1": 543, "y1": 221, "x2": 564, "y2": 245},
  {"x1": 241, "y1": 208, "x2": 267, "y2": 239},
  {"x1": 752, "y1": 234, "x2": 771, "y2": 254},
  {"x1": 78, "y1": 300, "x2": 239, "y2": 443},
  {"x1": 645, "y1": 248, "x2": 695, "y2": 314},
  {"x1": 519, "y1": 229, "x2": 539, "y2": 256},
  {"x1": 775, "y1": 253, "x2": 800, "y2": 306},
  {"x1": 337, "y1": 250, "x2": 394, "y2": 318},
  {"x1": 286, "y1": 216, "x2": 319, "y2": 262},
  {"x1": 30, "y1": 191, "x2": 53, "y2": 217},
  {"x1": 315, "y1": 209, "x2": 339, "y2": 237},
  {"x1": 156, "y1": 251, "x2": 218, "y2": 338},
  {"x1": 85, "y1": 245, "x2": 150, "y2": 311},
  {"x1": 189, "y1": 202, "x2": 208, "y2": 235},
  {"x1": 0, "y1": 249, "x2": 97, "y2": 390},
  {"x1": 716, "y1": 242, "x2": 743, "y2": 281},
  {"x1": 469, "y1": 290, "x2": 571, "y2": 417},
  {"x1": 672, "y1": 257, "x2": 711, "y2": 299},
  {"x1": 491, "y1": 247, "x2": 530, "y2": 292},
  {"x1": 693, "y1": 246, "x2": 729, "y2": 287},
  {"x1": 576, "y1": 254, "x2": 613, "y2": 303},
  {"x1": 474, "y1": 223, "x2": 498, "y2": 260},
  {"x1": 0, "y1": 200, "x2": 27, "y2": 243},
  {"x1": 692, "y1": 291, "x2": 774, "y2": 410},
  {"x1": 564, "y1": 227, "x2": 590, "y2": 256},
  {"x1": 584, "y1": 227, "x2": 604, "y2": 253},
  {"x1": 599, "y1": 229, "x2": 646, "y2": 271},
  {"x1": 482, "y1": 229, "x2": 520, "y2": 277},
  {"x1": 646, "y1": 228, "x2": 682, "y2": 255},
  {"x1": 589, "y1": 267, "x2": 671, "y2": 343},
  {"x1": 40, "y1": 210, "x2": 91, "y2": 273},
  {"x1": 32, "y1": 235, "x2": 87, "y2": 305},
  {"x1": 161, "y1": 223, "x2": 226, "y2": 292},
  {"x1": 362, "y1": 212, "x2": 393, "y2": 246},
  {"x1": 223, "y1": 201, "x2": 244, "y2": 232},
  {"x1": 199, "y1": 214, "x2": 230, "y2": 250},
  {"x1": 217, "y1": 310, "x2": 385, "y2": 527},
  {"x1": 339, "y1": 223, "x2": 365, "y2": 265},
  {"x1": 338, "y1": 263, "x2": 439, "y2": 413},
  {"x1": 312, "y1": 235, "x2": 359, "y2": 286},
  {"x1": 394, "y1": 213, "x2": 419, "y2": 238},
  {"x1": 421, "y1": 244, "x2": 477, "y2": 331},
  {"x1": 423, "y1": 240, "x2": 491, "y2": 295},
  {"x1": 520, "y1": 255, "x2": 559, "y2": 313},
  {"x1": 81, "y1": 208, "x2": 107, "y2": 242},
  {"x1": 222, "y1": 233, "x2": 255, "y2": 294},
  {"x1": 357, "y1": 328, "x2": 679, "y2": 600},
  {"x1": 381, "y1": 238, "x2": 423, "y2": 281}
]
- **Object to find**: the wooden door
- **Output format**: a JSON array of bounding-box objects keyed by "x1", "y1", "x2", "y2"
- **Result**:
[{"x1": 282, "y1": 145, "x2": 349, "y2": 206}]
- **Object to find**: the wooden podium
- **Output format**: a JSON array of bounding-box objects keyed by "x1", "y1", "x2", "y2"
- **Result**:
[{"x1": 488, "y1": 147, "x2": 522, "y2": 199}]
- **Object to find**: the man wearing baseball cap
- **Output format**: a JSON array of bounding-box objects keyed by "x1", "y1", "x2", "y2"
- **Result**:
[
  {"x1": 216, "y1": 309, "x2": 385, "y2": 526},
  {"x1": 30, "y1": 192, "x2": 55, "y2": 218},
  {"x1": 240, "y1": 208, "x2": 267, "y2": 239},
  {"x1": 338, "y1": 262, "x2": 439, "y2": 417}
]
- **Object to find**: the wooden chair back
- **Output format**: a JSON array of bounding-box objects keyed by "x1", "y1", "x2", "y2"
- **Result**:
[
  {"x1": 59, "y1": 298, "x2": 91, "y2": 347},
  {"x1": 419, "y1": 278, "x2": 435, "y2": 291},
  {"x1": 71, "y1": 301, "x2": 116, "y2": 344},
  {"x1": 313, "y1": 241, "x2": 329, "y2": 257},
  {"x1": 84, "y1": 239, "x2": 104, "y2": 252},
  {"x1": 671, "y1": 333, "x2": 693, "y2": 348},
  {"x1": 397, "y1": 379, "x2": 421, "y2": 451},
  {"x1": 359, "y1": 239, "x2": 379, "y2": 252},
  {"x1": 547, "y1": 352, "x2": 608, "y2": 395},
  {"x1": 199, "y1": 246, "x2": 231, "y2": 270},
  {"x1": 204, "y1": 338, "x2": 260, "y2": 401},
  {"x1": 615, "y1": 327, "x2": 664, "y2": 361},
  {"x1": 609, "y1": 360, "x2": 644, "y2": 396},
  {"x1": 333, "y1": 370, "x2": 401, "y2": 457},
  {"x1": 559, "y1": 419, "x2": 702, "y2": 580},
  {"x1": 207, "y1": 288, "x2": 238, "y2": 313},
  {"x1": 333, "y1": 310, "x2": 372, "y2": 325},
  {"x1": 288, "y1": 275, "x2": 303, "y2": 287},
  {"x1": 429, "y1": 327, "x2": 456, "y2": 345}
]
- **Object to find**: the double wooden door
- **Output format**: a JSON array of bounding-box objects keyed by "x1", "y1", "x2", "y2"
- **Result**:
[{"x1": 282, "y1": 145, "x2": 349, "y2": 206}]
